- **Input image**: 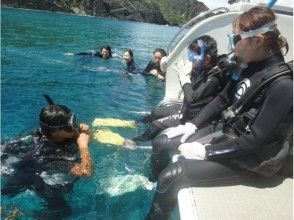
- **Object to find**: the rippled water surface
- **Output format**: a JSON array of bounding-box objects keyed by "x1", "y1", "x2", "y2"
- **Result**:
[{"x1": 1, "y1": 7, "x2": 179, "y2": 219}]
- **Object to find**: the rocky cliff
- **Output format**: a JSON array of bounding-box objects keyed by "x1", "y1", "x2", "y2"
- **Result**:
[{"x1": 2, "y1": 0, "x2": 209, "y2": 25}]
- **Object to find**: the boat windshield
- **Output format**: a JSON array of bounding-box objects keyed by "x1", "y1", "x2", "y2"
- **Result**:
[{"x1": 167, "y1": 7, "x2": 230, "y2": 54}]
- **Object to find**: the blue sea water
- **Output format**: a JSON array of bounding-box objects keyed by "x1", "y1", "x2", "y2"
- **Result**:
[{"x1": 1, "y1": 7, "x2": 180, "y2": 219}]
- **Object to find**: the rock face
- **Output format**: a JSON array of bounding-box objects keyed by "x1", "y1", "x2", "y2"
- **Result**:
[{"x1": 2, "y1": 0, "x2": 209, "y2": 25}]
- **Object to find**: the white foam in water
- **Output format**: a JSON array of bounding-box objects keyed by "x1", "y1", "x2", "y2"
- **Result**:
[
  {"x1": 137, "y1": 146, "x2": 152, "y2": 150},
  {"x1": 1, "y1": 156, "x2": 21, "y2": 175},
  {"x1": 40, "y1": 171, "x2": 76, "y2": 186},
  {"x1": 128, "y1": 111, "x2": 151, "y2": 115},
  {"x1": 98, "y1": 174, "x2": 156, "y2": 197}
]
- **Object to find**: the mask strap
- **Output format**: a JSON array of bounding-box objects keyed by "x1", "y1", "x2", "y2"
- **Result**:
[
  {"x1": 240, "y1": 21, "x2": 277, "y2": 39},
  {"x1": 197, "y1": 39, "x2": 205, "y2": 60},
  {"x1": 39, "y1": 113, "x2": 75, "y2": 130}
]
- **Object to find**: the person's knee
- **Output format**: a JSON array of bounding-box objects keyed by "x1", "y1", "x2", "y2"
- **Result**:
[
  {"x1": 157, "y1": 162, "x2": 184, "y2": 193},
  {"x1": 152, "y1": 135, "x2": 169, "y2": 153}
]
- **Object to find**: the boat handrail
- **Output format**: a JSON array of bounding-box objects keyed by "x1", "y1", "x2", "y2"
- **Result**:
[{"x1": 167, "y1": 7, "x2": 231, "y2": 54}]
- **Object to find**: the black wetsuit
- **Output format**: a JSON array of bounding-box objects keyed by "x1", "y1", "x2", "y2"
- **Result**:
[
  {"x1": 74, "y1": 51, "x2": 103, "y2": 57},
  {"x1": 1, "y1": 133, "x2": 79, "y2": 219},
  {"x1": 147, "y1": 53, "x2": 293, "y2": 219},
  {"x1": 142, "y1": 60, "x2": 163, "y2": 77},
  {"x1": 134, "y1": 66, "x2": 227, "y2": 142},
  {"x1": 126, "y1": 59, "x2": 138, "y2": 74}
]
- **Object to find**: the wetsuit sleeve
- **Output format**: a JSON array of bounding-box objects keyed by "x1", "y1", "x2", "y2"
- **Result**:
[
  {"x1": 182, "y1": 76, "x2": 219, "y2": 104},
  {"x1": 142, "y1": 61, "x2": 153, "y2": 75},
  {"x1": 128, "y1": 61, "x2": 138, "y2": 74},
  {"x1": 74, "y1": 52, "x2": 101, "y2": 57},
  {"x1": 190, "y1": 81, "x2": 233, "y2": 128},
  {"x1": 142, "y1": 61, "x2": 160, "y2": 76},
  {"x1": 205, "y1": 77, "x2": 293, "y2": 160}
]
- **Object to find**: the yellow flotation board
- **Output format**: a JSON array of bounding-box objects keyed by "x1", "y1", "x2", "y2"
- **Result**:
[
  {"x1": 92, "y1": 118, "x2": 136, "y2": 128},
  {"x1": 93, "y1": 129, "x2": 126, "y2": 146}
]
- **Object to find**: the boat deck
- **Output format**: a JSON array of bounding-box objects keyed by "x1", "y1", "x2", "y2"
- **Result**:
[{"x1": 178, "y1": 175, "x2": 293, "y2": 220}]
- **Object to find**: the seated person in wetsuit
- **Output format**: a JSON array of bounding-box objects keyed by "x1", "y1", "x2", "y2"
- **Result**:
[
  {"x1": 122, "y1": 49, "x2": 138, "y2": 74},
  {"x1": 146, "y1": 6, "x2": 292, "y2": 220},
  {"x1": 65, "y1": 44, "x2": 112, "y2": 59},
  {"x1": 142, "y1": 48, "x2": 167, "y2": 80},
  {"x1": 1, "y1": 96, "x2": 92, "y2": 219},
  {"x1": 131, "y1": 35, "x2": 228, "y2": 143}
]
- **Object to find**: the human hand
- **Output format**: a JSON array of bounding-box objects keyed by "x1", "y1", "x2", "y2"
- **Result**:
[
  {"x1": 157, "y1": 74, "x2": 165, "y2": 80},
  {"x1": 180, "y1": 122, "x2": 197, "y2": 143},
  {"x1": 178, "y1": 142, "x2": 207, "y2": 160},
  {"x1": 150, "y1": 69, "x2": 158, "y2": 76},
  {"x1": 64, "y1": 52, "x2": 74, "y2": 56},
  {"x1": 79, "y1": 123, "x2": 90, "y2": 133},
  {"x1": 164, "y1": 125, "x2": 186, "y2": 139},
  {"x1": 173, "y1": 58, "x2": 193, "y2": 85},
  {"x1": 76, "y1": 132, "x2": 90, "y2": 149}
]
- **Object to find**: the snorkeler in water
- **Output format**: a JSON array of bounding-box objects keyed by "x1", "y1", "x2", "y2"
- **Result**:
[
  {"x1": 65, "y1": 44, "x2": 112, "y2": 59},
  {"x1": 142, "y1": 48, "x2": 167, "y2": 80},
  {"x1": 1, "y1": 94, "x2": 92, "y2": 219},
  {"x1": 122, "y1": 49, "x2": 138, "y2": 74}
]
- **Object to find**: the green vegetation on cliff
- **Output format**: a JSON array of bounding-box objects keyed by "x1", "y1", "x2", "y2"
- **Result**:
[{"x1": 2, "y1": 0, "x2": 209, "y2": 25}]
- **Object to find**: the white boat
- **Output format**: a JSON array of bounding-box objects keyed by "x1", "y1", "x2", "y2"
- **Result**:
[
  {"x1": 161, "y1": 0, "x2": 293, "y2": 106},
  {"x1": 160, "y1": 0, "x2": 293, "y2": 219}
]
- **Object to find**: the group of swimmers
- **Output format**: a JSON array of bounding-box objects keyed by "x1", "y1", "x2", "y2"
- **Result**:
[
  {"x1": 1, "y1": 5, "x2": 293, "y2": 220},
  {"x1": 66, "y1": 44, "x2": 167, "y2": 79}
]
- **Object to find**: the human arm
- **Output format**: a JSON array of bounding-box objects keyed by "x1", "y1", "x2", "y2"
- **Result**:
[
  {"x1": 70, "y1": 124, "x2": 92, "y2": 176},
  {"x1": 174, "y1": 80, "x2": 233, "y2": 142},
  {"x1": 183, "y1": 76, "x2": 219, "y2": 104},
  {"x1": 150, "y1": 69, "x2": 165, "y2": 80},
  {"x1": 72, "y1": 51, "x2": 98, "y2": 56},
  {"x1": 190, "y1": 81, "x2": 234, "y2": 128},
  {"x1": 205, "y1": 77, "x2": 293, "y2": 160}
]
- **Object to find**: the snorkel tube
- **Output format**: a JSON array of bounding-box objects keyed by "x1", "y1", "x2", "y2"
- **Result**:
[
  {"x1": 43, "y1": 94, "x2": 55, "y2": 105},
  {"x1": 266, "y1": 0, "x2": 278, "y2": 8}
]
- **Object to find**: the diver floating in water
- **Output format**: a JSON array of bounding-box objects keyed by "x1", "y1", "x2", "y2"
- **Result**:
[
  {"x1": 1, "y1": 94, "x2": 92, "y2": 219},
  {"x1": 142, "y1": 48, "x2": 167, "y2": 80},
  {"x1": 65, "y1": 44, "x2": 112, "y2": 59},
  {"x1": 122, "y1": 49, "x2": 138, "y2": 74}
]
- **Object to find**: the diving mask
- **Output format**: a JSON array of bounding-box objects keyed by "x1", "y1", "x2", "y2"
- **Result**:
[
  {"x1": 39, "y1": 113, "x2": 79, "y2": 133},
  {"x1": 228, "y1": 21, "x2": 277, "y2": 51},
  {"x1": 188, "y1": 39, "x2": 206, "y2": 75},
  {"x1": 188, "y1": 39, "x2": 205, "y2": 64}
]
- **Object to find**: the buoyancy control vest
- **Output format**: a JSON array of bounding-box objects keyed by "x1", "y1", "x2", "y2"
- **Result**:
[
  {"x1": 181, "y1": 62, "x2": 230, "y2": 121},
  {"x1": 223, "y1": 61, "x2": 293, "y2": 176},
  {"x1": 223, "y1": 61, "x2": 293, "y2": 133}
]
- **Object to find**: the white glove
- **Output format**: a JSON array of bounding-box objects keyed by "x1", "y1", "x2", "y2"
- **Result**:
[
  {"x1": 164, "y1": 125, "x2": 186, "y2": 139},
  {"x1": 173, "y1": 58, "x2": 193, "y2": 85},
  {"x1": 180, "y1": 122, "x2": 197, "y2": 143},
  {"x1": 178, "y1": 142, "x2": 207, "y2": 160}
]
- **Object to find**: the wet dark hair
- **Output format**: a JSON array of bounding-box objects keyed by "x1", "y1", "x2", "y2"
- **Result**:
[
  {"x1": 236, "y1": 6, "x2": 288, "y2": 54},
  {"x1": 188, "y1": 35, "x2": 218, "y2": 66},
  {"x1": 153, "y1": 48, "x2": 167, "y2": 57},
  {"x1": 100, "y1": 44, "x2": 112, "y2": 57},
  {"x1": 124, "y1": 49, "x2": 134, "y2": 58},
  {"x1": 39, "y1": 105, "x2": 72, "y2": 137}
]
